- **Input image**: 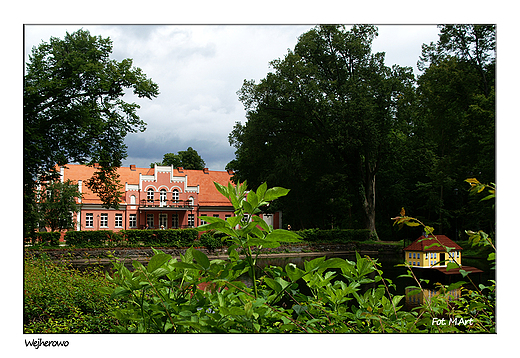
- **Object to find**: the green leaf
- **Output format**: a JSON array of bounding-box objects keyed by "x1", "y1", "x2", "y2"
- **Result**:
[
  {"x1": 264, "y1": 187, "x2": 290, "y2": 201},
  {"x1": 459, "y1": 269, "x2": 471, "y2": 278},
  {"x1": 265, "y1": 229, "x2": 301, "y2": 242},
  {"x1": 404, "y1": 221, "x2": 420, "y2": 227},
  {"x1": 213, "y1": 181, "x2": 229, "y2": 199},
  {"x1": 192, "y1": 249, "x2": 210, "y2": 270},
  {"x1": 226, "y1": 215, "x2": 242, "y2": 228},
  {"x1": 446, "y1": 281, "x2": 465, "y2": 291},
  {"x1": 256, "y1": 182, "x2": 267, "y2": 200},
  {"x1": 171, "y1": 261, "x2": 200, "y2": 270},
  {"x1": 445, "y1": 262, "x2": 459, "y2": 272},
  {"x1": 246, "y1": 189, "x2": 259, "y2": 208},
  {"x1": 147, "y1": 253, "x2": 172, "y2": 273},
  {"x1": 424, "y1": 243, "x2": 442, "y2": 250},
  {"x1": 285, "y1": 263, "x2": 306, "y2": 282}
]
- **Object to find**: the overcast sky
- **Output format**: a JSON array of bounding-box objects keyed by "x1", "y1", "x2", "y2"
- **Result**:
[{"x1": 25, "y1": 24, "x2": 441, "y2": 170}]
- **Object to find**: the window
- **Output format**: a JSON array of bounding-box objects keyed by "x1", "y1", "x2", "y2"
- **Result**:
[
  {"x1": 147, "y1": 188, "x2": 154, "y2": 202},
  {"x1": 188, "y1": 214, "x2": 194, "y2": 227},
  {"x1": 171, "y1": 214, "x2": 179, "y2": 228},
  {"x1": 159, "y1": 213, "x2": 167, "y2": 228},
  {"x1": 130, "y1": 195, "x2": 136, "y2": 205},
  {"x1": 85, "y1": 213, "x2": 94, "y2": 228},
  {"x1": 147, "y1": 213, "x2": 154, "y2": 228},
  {"x1": 213, "y1": 214, "x2": 219, "y2": 218},
  {"x1": 189, "y1": 196, "x2": 194, "y2": 206},
  {"x1": 129, "y1": 214, "x2": 137, "y2": 228},
  {"x1": 408, "y1": 253, "x2": 412, "y2": 259},
  {"x1": 115, "y1": 214, "x2": 123, "y2": 228},
  {"x1": 425, "y1": 253, "x2": 429, "y2": 259},
  {"x1": 413, "y1": 253, "x2": 416, "y2": 259},
  {"x1": 417, "y1": 253, "x2": 420, "y2": 260},
  {"x1": 160, "y1": 189, "x2": 167, "y2": 205},
  {"x1": 172, "y1": 189, "x2": 179, "y2": 202},
  {"x1": 100, "y1": 213, "x2": 108, "y2": 228},
  {"x1": 200, "y1": 214, "x2": 207, "y2": 225}
]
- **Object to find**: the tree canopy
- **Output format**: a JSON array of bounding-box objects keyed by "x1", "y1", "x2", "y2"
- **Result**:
[
  {"x1": 228, "y1": 24, "x2": 495, "y2": 241},
  {"x1": 24, "y1": 29, "x2": 159, "y2": 235},
  {"x1": 152, "y1": 147, "x2": 206, "y2": 170},
  {"x1": 229, "y1": 25, "x2": 415, "y2": 238}
]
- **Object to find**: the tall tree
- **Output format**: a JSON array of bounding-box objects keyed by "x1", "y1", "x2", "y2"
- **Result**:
[
  {"x1": 230, "y1": 25, "x2": 415, "y2": 238},
  {"x1": 152, "y1": 147, "x2": 206, "y2": 170},
  {"x1": 24, "y1": 29, "x2": 159, "y2": 235},
  {"x1": 38, "y1": 179, "x2": 82, "y2": 232},
  {"x1": 413, "y1": 24, "x2": 495, "y2": 237}
]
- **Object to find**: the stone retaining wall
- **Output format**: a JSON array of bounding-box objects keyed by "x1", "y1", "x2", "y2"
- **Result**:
[{"x1": 25, "y1": 242, "x2": 403, "y2": 263}]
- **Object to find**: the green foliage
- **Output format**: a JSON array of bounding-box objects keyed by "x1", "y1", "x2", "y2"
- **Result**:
[
  {"x1": 64, "y1": 230, "x2": 119, "y2": 248},
  {"x1": 199, "y1": 231, "x2": 228, "y2": 251},
  {"x1": 24, "y1": 28, "x2": 159, "y2": 236},
  {"x1": 99, "y1": 181, "x2": 494, "y2": 333},
  {"x1": 152, "y1": 147, "x2": 206, "y2": 170},
  {"x1": 37, "y1": 179, "x2": 82, "y2": 232},
  {"x1": 63, "y1": 228, "x2": 198, "y2": 248},
  {"x1": 24, "y1": 253, "x2": 118, "y2": 333},
  {"x1": 26, "y1": 231, "x2": 61, "y2": 247},
  {"x1": 230, "y1": 25, "x2": 415, "y2": 236}
]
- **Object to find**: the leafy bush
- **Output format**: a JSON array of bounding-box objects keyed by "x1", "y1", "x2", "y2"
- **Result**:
[
  {"x1": 65, "y1": 230, "x2": 117, "y2": 247},
  {"x1": 120, "y1": 228, "x2": 197, "y2": 247},
  {"x1": 199, "y1": 231, "x2": 228, "y2": 251},
  {"x1": 24, "y1": 253, "x2": 118, "y2": 333},
  {"x1": 100, "y1": 180, "x2": 495, "y2": 333},
  {"x1": 26, "y1": 231, "x2": 61, "y2": 247}
]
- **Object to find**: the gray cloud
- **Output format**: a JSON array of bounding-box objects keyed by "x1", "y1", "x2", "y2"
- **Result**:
[{"x1": 25, "y1": 25, "x2": 440, "y2": 171}]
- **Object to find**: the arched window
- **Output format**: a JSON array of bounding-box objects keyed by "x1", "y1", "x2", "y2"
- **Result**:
[
  {"x1": 172, "y1": 189, "x2": 179, "y2": 202},
  {"x1": 130, "y1": 195, "x2": 136, "y2": 205},
  {"x1": 147, "y1": 188, "x2": 154, "y2": 202},
  {"x1": 160, "y1": 189, "x2": 167, "y2": 206},
  {"x1": 189, "y1": 196, "x2": 194, "y2": 206}
]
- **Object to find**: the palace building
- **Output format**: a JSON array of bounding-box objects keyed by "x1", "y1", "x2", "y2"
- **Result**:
[{"x1": 58, "y1": 164, "x2": 282, "y2": 232}]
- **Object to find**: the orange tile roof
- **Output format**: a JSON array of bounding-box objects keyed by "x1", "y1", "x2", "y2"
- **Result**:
[
  {"x1": 404, "y1": 235, "x2": 463, "y2": 252},
  {"x1": 60, "y1": 164, "x2": 235, "y2": 207}
]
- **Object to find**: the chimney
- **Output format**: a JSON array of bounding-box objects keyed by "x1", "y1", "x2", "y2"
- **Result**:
[
  {"x1": 130, "y1": 164, "x2": 136, "y2": 171},
  {"x1": 177, "y1": 167, "x2": 184, "y2": 173},
  {"x1": 203, "y1": 168, "x2": 209, "y2": 174},
  {"x1": 227, "y1": 169, "x2": 234, "y2": 175}
]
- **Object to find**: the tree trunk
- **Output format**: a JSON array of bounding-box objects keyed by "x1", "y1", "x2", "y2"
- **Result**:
[{"x1": 362, "y1": 166, "x2": 378, "y2": 240}]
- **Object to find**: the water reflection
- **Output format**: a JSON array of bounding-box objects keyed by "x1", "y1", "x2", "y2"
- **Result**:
[{"x1": 405, "y1": 287, "x2": 462, "y2": 309}]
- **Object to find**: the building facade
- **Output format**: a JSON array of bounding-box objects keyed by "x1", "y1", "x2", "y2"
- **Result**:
[
  {"x1": 403, "y1": 235, "x2": 462, "y2": 268},
  {"x1": 59, "y1": 164, "x2": 282, "y2": 232}
]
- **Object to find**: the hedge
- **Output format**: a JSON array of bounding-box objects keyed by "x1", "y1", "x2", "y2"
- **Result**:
[
  {"x1": 296, "y1": 229, "x2": 370, "y2": 244},
  {"x1": 199, "y1": 231, "x2": 228, "y2": 251},
  {"x1": 63, "y1": 229, "x2": 198, "y2": 248},
  {"x1": 26, "y1": 232, "x2": 61, "y2": 247},
  {"x1": 120, "y1": 229, "x2": 198, "y2": 247},
  {"x1": 64, "y1": 230, "x2": 121, "y2": 247}
]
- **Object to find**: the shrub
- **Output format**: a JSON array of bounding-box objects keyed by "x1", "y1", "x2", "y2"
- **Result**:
[
  {"x1": 64, "y1": 230, "x2": 116, "y2": 247},
  {"x1": 120, "y1": 228, "x2": 198, "y2": 247},
  {"x1": 24, "y1": 253, "x2": 118, "y2": 333},
  {"x1": 199, "y1": 231, "x2": 227, "y2": 251},
  {"x1": 26, "y1": 232, "x2": 61, "y2": 247}
]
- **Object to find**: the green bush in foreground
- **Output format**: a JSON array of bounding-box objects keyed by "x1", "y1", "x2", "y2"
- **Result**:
[
  {"x1": 24, "y1": 253, "x2": 118, "y2": 333},
  {"x1": 100, "y1": 181, "x2": 495, "y2": 333}
]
